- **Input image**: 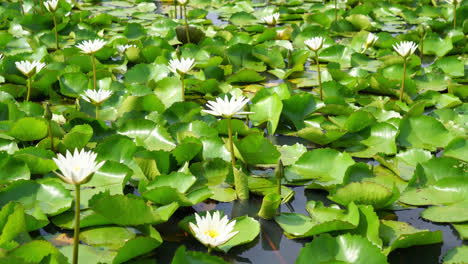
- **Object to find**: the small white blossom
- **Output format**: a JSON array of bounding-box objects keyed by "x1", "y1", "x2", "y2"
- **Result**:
[
  {"x1": 177, "y1": 0, "x2": 188, "y2": 5},
  {"x1": 365, "y1": 33, "x2": 378, "y2": 47},
  {"x1": 52, "y1": 114, "x2": 66, "y2": 125},
  {"x1": 116, "y1": 44, "x2": 137, "y2": 54},
  {"x1": 52, "y1": 149, "x2": 105, "y2": 185},
  {"x1": 262, "y1": 12, "x2": 280, "y2": 26},
  {"x1": 189, "y1": 211, "x2": 238, "y2": 248},
  {"x1": 168, "y1": 57, "x2": 195, "y2": 75},
  {"x1": 202, "y1": 95, "x2": 253, "y2": 118},
  {"x1": 44, "y1": 0, "x2": 59, "y2": 12},
  {"x1": 81, "y1": 89, "x2": 113, "y2": 105},
  {"x1": 304, "y1": 36, "x2": 324, "y2": 52},
  {"x1": 393, "y1": 41, "x2": 418, "y2": 58},
  {"x1": 76, "y1": 39, "x2": 107, "y2": 54},
  {"x1": 15, "y1": 60, "x2": 46, "y2": 77}
]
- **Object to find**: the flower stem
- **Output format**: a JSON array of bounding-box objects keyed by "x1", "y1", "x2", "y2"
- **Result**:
[
  {"x1": 173, "y1": 0, "x2": 177, "y2": 19},
  {"x1": 453, "y1": 5, "x2": 457, "y2": 30},
  {"x1": 181, "y1": 73, "x2": 185, "y2": 102},
  {"x1": 39, "y1": 0, "x2": 44, "y2": 14},
  {"x1": 420, "y1": 35, "x2": 424, "y2": 62},
  {"x1": 334, "y1": 0, "x2": 337, "y2": 24},
  {"x1": 207, "y1": 247, "x2": 212, "y2": 254},
  {"x1": 399, "y1": 57, "x2": 407, "y2": 102},
  {"x1": 73, "y1": 184, "x2": 81, "y2": 264},
  {"x1": 95, "y1": 105, "x2": 99, "y2": 119},
  {"x1": 53, "y1": 15, "x2": 59, "y2": 50},
  {"x1": 184, "y1": 6, "x2": 190, "y2": 43},
  {"x1": 91, "y1": 53, "x2": 97, "y2": 91},
  {"x1": 227, "y1": 117, "x2": 236, "y2": 168},
  {"x1": 19, "y1": 0, "x2": 24, "y2": 15},
  {"x1": 48, "y1": 120, "x2": 54, "y2": 152},
  {"x1": 315, "y1": 51, "x2": 323, "y2": 100},
  {"x1": 26, "y1": 77, "x2": 31, "y2": 102}
]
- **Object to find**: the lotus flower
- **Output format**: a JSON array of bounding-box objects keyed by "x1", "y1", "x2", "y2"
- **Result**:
[
  {"x1": 52, "y1": 149, "x2": 105, "y2": 185},
  {"x1": 44, "y1": 0, "x2": 59, "y2": 12},
  {"x1": 168, "y1": 57, "x2": 195, "y2": 74},
  {"x1": 304, "y1": 37, "x2": 324, "y2": 52},
  {"x1": 116, "y1": 44, "x2": 137, "y2": 54},
  {"x1": 15, "y1": 60, "x2": 46, "y2": 77},
  {"x1": 202, "y1": 95, "x2": 253, "y2": 118},
  {"x1": 76, "y1": 39, "x2": 107, "y2": 54},
  {"x1": 189, "y1": 211, "x2": 238, "y2": 248},
  {"x1": 263, "y1": 12, "x2": 280, "y2": 26},
  {"x1": 81, "y1": 89, "x2": 113, "y2": 105},
  {"x1": 393, "y1": 41, "x2": 418, "y2": 58}
]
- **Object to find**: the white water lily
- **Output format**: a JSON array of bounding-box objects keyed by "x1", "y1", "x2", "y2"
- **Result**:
[
  {"x1": 52, "y1": 113, "x2": 66, "y2": 125},
  {"x1": 304, "y1": 36, "x2": 324, "y2": 52},
  {"x1": 76, "y1": 39, "x2": 107, "y2": 54},
  {"x1": 365, "y1": 32, "x2": 378, "y2": 47},
  {"x1": 15, "y1": 60, "x2": 46, "y2": 77},
  {"x1": 116, "y1": 44, "x2": 136, "y2": 54},
  {"x1": 168, "y1": 57, "x2": 195, "y2": 74},
  {"x1": 202, "y1": 95, "x2": 254, "y2": 118},
  {"x1": 81, "y1": 89, "x2": 113, "y2": 105},
  {"x1": 393, "y1": 41, "x2": 418, "y2": 58},
  {"x1": 189, "y1": 211, "x2": 238, "y2": 248},
  {"x1": 52, "y1": 148, "x2": 105, "y2": 185},
  {"x1": 263, "y1": 12, "x2": 280, "y2": 26},
  {"x1": 177, "y1": 0, "x2": 188, "y2": 5},
  {"x1": 0, "y1": 54, "x2": 3, "y2": 60},
  {"x1": 44, "y1": 0, "x2": 59, "y2": 12}
]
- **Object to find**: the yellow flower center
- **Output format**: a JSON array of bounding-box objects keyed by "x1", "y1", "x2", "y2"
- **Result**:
[
  {"x1": 74, "y1": 166, "x2": 80, "y2": 171},
  {"x1": 205, "y1": 229, "x2": 219, "y2": 238}
]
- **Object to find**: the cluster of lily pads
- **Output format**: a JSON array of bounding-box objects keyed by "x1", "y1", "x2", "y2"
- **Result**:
[{"x1": 0, "y1": 0, "x2": 467, "y2": 263}]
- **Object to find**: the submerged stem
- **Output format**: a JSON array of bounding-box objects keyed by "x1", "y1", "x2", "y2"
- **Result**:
[
  {"x1": 315, "y1": 51, "x2": 323, "y2": 100},
  {"x1": 53, "y1": 15, "x2": 59, "y2": 50},
  {"x1": 95, "y1": 105, "x2": 99, "y2": 119},
  {"x1": 227, "y1": 117, "x2": 236, "y2": 168},
  {"x1": 73, "y1": 185, "x2": 81, "y2": 264},
  {"x1": 399, "y1": 57, "x2": 407, "y2": 102}
]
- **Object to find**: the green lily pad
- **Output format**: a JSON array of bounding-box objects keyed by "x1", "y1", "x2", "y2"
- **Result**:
[
  {"x1": 379, "y1": 220, "x2": 443, "y2": 255},
  {"x1": 296, "y1": 233, "x2": 388, "y2": 264},
  {"x1": 0, "y1": 179, "x2": 72, "y2": 216},
  {"x1": 90, "y1": 193, "x2": 178, "y2": 226},
  {"x1": 8, "y1": 117, "x2": 48, "y2": 141},
  {"x1": 285, "y1": 148, "x2": 355, "y2": 185},
  {"x1": 421, "y1": 200, "x2": 468, "y2": 223},
  {"x1": 171, "y1": 245, "x2": 229, "y2": 264},
  {"x1": 235, "y1": 132, "x2": 280, "y2": 165},
  {"x1": 397, "y1": 116, "x2": 454, "y2": 151},
  {"x1": 444, "y1": 137, "x2": 468, "y2": 162},
  {"x1": 443, "y1": 245, "x2": 468, "y2": 264},
  {"x1": 249, "y1": 92, "x2": 283, "y2": 135}
]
